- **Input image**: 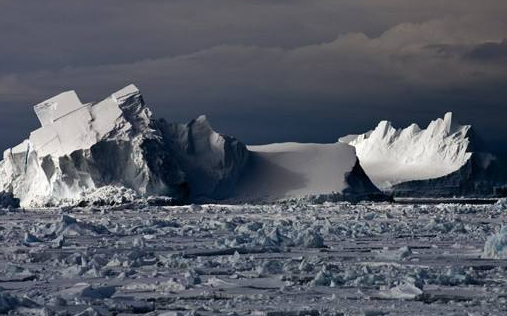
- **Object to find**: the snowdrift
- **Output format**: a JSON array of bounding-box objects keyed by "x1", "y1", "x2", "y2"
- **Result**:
[
  {"x1": 340, "y1": 112, "x2": 507, "y2": 197},
  {"x1": 233, "y1": 142, "x2": 383, "y2": 202},
  {"x1": 0, "y1": 85, "x2": 382, "y2": 207}
]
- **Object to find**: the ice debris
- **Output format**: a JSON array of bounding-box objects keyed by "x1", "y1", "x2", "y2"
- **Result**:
[
  {"x1": 496, "y1": 198, "x2": 507, "y2": 208},
  {"x1": 58, "y1": 282, "x2": 116, "y2": 300},
  {"x1": 219, "y1": 220, "x2": 326, "y2": 249},
  {"x1": 376, "y1": 246, "x2": 412, "y2": 261},
  {"x1": 0, "y1": 290, "x2": 39, "y2": 314},
  {"x1": 1, "y1": 202, "x2": 506, "y2": 314},
  {"x1": 379, "y1": 282, "x2": 423, "y2": 300},
  {"x1": 33, "y1": 214, "x2": 109, "y2": 239},
  {"x1": 483, "y1": 226, "x2": 507, "y2": 259}
]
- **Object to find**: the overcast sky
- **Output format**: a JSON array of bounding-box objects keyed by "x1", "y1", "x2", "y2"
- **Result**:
[{"x1": 1, "y1": 0, "x2": 506, "y2": 153}]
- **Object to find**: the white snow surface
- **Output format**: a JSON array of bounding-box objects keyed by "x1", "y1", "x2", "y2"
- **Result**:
[
  {"x1": 237, "y1": 142, "x2": 359, "y2": 201},
  {"x1": 339, "y1": 112, "x2": 472, "y2": 189}
]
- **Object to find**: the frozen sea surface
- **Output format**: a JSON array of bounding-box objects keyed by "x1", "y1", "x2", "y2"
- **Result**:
[{"x1": 1, "y1": 202, "x2": 507, "y2": 316}]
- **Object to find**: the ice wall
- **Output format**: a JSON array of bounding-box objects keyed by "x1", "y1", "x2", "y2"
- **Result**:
[
  {"x1": 0, "y1": 85, "x2": 187, "y2": 206},
  {"x1": 158, "y1": 115, "x2": 250, "y2": 201}
]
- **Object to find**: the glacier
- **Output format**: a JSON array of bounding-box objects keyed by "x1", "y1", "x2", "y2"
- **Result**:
[
  {"x1": 0, "y1": 84, "x2": 381, "y2": 207},
  {"x1": 340, "y1": 112, "x2": 507, "y2": 197}
]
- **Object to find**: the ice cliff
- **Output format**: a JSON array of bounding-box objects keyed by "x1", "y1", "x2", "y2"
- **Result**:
[
  {"x1": 157, "y1": 115, "x2": 249, "y2": 201},
  {"x1": 340, "y1": 112, "x2": 507, "y2": 197},
  {"x1": 0, "y1": 85, "x2": 382, "y2": 207},
  {"x1": 0, "y1": 85, "x2": 248, "y2": 207}
]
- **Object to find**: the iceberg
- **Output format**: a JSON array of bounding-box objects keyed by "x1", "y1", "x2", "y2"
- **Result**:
[
  {"x1": 0, "y1": 85, "x2": 247, "y2": 207},
  {"x1": 0, "y1": 84, "x2": 382, "y2": 207},
  {"x1": 157, "y1": 115, "x2": 249, "y2": 201},
  {"x1": 339, "y1": 112, "x2": 472, "y2": 189},
  {"x1": 340, "y1": 112, "x2": 507, "y2": 197}
]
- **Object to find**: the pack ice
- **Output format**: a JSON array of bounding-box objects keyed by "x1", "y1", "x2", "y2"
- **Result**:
[
  {"x1": 340, "y1": 112, "x2": 507, "y2": 196},
  {"x1": 0, "y1": 85, "x2": 381, "y2": 207}
]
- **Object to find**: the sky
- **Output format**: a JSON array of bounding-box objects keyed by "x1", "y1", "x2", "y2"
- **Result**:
[{"x1": 1, "y1": 0, "x2": 506, "y2": 153}]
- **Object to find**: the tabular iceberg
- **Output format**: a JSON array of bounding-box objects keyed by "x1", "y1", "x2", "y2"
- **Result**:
[{"x1": 0, "y1": 84, "x2": 382, "y2": 207}]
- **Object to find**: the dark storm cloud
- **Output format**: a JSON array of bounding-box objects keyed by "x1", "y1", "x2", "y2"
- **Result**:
[
  {"x1": 0, "y1": 0, "x2": 506, "y2": 152},
  {"x1": 467, "y1": 39, "x2": 507, "y2": 60},
  {"x1": 428, "y1": 39, "x2": 507, "y2": 61}
]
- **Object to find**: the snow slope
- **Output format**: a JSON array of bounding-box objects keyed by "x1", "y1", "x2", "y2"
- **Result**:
[
  {"x1": 339, "y1": 113, "x2": 473, "y2": 189},
  {"x1": 233, "y1": 142, "x2": 382, "y2": 202}
]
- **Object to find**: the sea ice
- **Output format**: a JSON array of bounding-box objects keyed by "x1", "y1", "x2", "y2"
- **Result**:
[{"x1": 0, "y1": 202, "x2": 507, "y2": 315}]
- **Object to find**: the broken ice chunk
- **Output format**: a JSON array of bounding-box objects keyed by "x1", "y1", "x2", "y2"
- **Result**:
[
  {"x1": 483, "y1": 226, "x2": 507, "y2": 259},
  {"x1": 184, "y1": 269, "x2": 202, "y2": 286},
  {"x1": 23, "y1": 232, "x2": 41, "y2": 243},
  {"x1": 58, "y1": 283, "x2": 116, "y2": 301},
  {"x1": 310, "y1": 265, "x2": 335, "y2": 287},
  {"x1": 378, "y1": 282, "x2": 423, "y2": 300},
  {"x1": 295, "y1": 228, "x2": 325, "y2": 248},
  {"x1": 376, "y1": 246, "x2": 412, "y2": 261}
]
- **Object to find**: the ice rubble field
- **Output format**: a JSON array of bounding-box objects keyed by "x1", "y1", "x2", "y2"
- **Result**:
[{"x1": 1, "y1": 201, "x2": 507, "y2": 316}]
